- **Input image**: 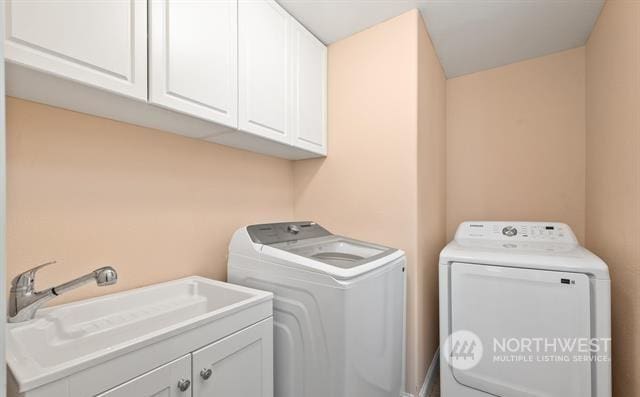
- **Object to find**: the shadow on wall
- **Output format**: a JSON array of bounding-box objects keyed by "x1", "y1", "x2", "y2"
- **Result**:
[
  {"x1": 6, "y1": 97, "x2": 295, "y2": 306},
  {"x1": 292, "y1": 158, "x2": 326, "y2": 203}
]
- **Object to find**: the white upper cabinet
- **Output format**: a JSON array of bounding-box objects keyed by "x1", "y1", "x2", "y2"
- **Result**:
[
  {"x1": 149, "y1": 0, "x2": 238, "y2": 128},
  {"x1": 4, "y1": 0, "x2": 327, "y2": 159},
  {"x1": 4, "y1": 0, "x2": 147, "y2": 100},
  {"x1": 290, "y1": 20, "x2": 327, "y2": 155},
  {"x1": 238, "y1": 0, "x2": 291, "y2": 144}
]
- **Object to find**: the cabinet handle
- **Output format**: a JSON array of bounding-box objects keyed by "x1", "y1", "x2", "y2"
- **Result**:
[
  {"x1": 200, "y1": 368, "x2": 213, "y2": 380},
  {"x1": 177, "y1": 378, "x2": 191, "y2": 392}
]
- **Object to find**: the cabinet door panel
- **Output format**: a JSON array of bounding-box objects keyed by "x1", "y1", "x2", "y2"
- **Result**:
[
  {"x1": 193, "y1": 318, "x2": 273, "y2": 397},
  {"x1": 5, "y1": 0, "x2": 147, "y2": 99},
  {"x1": 238, "y1": 0, "x2": 290, "y2": 144},
  {"x1": 149, "y1": 0, "x2": 237, "y2": 127},
  {"x1": 96, "y1": 355, "x2": 191, "y2": 397},
  {"x1": 291, "y1": 22, "x2": 327, "y2": 155}
]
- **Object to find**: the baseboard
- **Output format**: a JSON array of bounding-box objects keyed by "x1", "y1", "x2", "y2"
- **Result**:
[{"x1": 419, "y1": 347, "x2": 440, "y2": 397}]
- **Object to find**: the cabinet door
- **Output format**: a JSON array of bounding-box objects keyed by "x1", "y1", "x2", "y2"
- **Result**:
[
  {"x1": 193, "y1": 318, "x2": 273, "y2": 397},
  {"x1": 4, "y1": 0, "x2": 147, "y2": 100},
  {"x1": 238, "y1": 0, "x2": 291, "y2": 144},
  {"x1": 149, "y1": 0, "x2": 237, "y2": 128},
  {"x1": 290, "y1": 22, "x2": 327, "y2": 155},
  {"x1": 96, "y1": 355, "x2": 191, "y2": 397}
]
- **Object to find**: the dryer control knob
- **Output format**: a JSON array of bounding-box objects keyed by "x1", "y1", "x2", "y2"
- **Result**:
[{"x1": 502, "y1": 226, "x2": 518, "y2": 237}]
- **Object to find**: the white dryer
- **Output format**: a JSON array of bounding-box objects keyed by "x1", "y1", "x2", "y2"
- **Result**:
[
  {"x1": 228, "y1": 221, "x2": 406, "y2": 397},
  {"x1": 440, "y1": 221, "x2": 611, "y2": 397}
]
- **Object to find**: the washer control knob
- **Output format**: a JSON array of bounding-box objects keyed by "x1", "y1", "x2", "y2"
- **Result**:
[
  {"x1": 502, "y1": 226, "x2": 518, "y2": 237},
  {"x1": 287, "y1": 225, "x2": 300, "y2": 234}
]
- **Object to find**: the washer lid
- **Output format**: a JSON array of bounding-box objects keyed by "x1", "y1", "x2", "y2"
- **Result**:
[
  {"x1": 261, "y1": 240, "x2": 403, "y2": 280},
  {"x1": 247, "y1": 222, "x2": 403, "y2": 279},
  {"x1": 246, "y1": 221, "x2": 404, "y2": 280},
  {"x1": 271, "y1": 235, "x2": 397, "y2": 269}
]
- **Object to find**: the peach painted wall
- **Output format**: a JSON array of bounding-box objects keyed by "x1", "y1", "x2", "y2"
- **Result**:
[
  {"x1": 6, "y1": 97, "x2": 293, "y2": 305},
  {"x1": 586, "y1": 1, "x2": 640, "y2": 395},
  {"x1": 416, "y1": 12, "x2": 446, "y2": 391},
  {"x1": 293, "y1": 10, "x2": 419, "y2": 391},
  {"x1": 293, "y1": 10, "x2": 446, "y2": 394},
  {"x1": 446, "y1": 47, "x2": 587, "y2": 242}
]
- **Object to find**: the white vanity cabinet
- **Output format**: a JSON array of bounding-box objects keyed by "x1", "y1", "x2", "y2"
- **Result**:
[
  {"x1": 192, "y1": 318, "x2": 273, "y2": 396},
  {"x1": 96, "y1": 319, "x2": 273, "y2": 397},
  {"x1": 149, "y1": 0, "x2": 238, "y2": 128},
  {"x1": 7, "y1": 277, "x2": 274, "y2": 397},
  {"x1": 96, "y1": 355, "x2": 192, "y2": 397},
  {"x1": 4, "y1": 0, "x2": 147, "y2": 100},
  {"x1": 10, "y1": 318, "x2": 274, "y2": 397}
]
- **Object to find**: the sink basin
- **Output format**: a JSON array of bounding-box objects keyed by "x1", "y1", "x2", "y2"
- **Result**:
[{"x1": 7, "y1": 276, "x2": 272, "y2": 391}]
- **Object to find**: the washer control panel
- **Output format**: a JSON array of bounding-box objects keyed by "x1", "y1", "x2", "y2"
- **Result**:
[
  {"x1": 455, "y1": 221, "x2": 577, "y2": 243},
  {"x1": 247, "y1": 221, "x2": 331, "y2": 244}
]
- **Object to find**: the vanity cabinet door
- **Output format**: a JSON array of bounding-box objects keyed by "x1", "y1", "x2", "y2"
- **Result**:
[
  {"x1": 96, "y1": 355, "x2": 192, "y2": 397},
  {"x1": 149, "y1": 0, "x2": 238, "y2": 128},
  {"x1": 4, "y1": 0, "x2": 147, "y2": 100},
  {"x1": 238, "y1": 0, "x2": 291, "y2": 144},
  {"x1": 192, "y1": 318, "x2": 273, "y2": 397}
]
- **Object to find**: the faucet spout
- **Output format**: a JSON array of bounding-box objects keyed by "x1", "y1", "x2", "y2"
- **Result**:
[
  {"x1": 8, "y1": 263, "x2": 118, "y2": 323},
  {"x1": 52, "y1": 266, "x2": 118, "y2": 296}
]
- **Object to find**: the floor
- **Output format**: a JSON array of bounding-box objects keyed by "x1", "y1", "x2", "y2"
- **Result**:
[{"x1": 429, "y1": 373, "x2": 440, "y2": 397}]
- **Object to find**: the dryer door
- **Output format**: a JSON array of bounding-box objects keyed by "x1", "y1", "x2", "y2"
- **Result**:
[{"x1": 449, "y1": 262, "x2": 592, "y2": 397}]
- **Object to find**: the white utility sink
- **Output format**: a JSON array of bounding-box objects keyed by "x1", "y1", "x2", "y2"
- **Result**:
[{"x1": 7, "y1": 276, "x2": 273, "y2": 393}]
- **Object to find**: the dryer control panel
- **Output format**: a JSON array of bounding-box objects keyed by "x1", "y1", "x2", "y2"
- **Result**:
[{"x1": 454, "y1": 221, "x2": 578, "y2": 243}]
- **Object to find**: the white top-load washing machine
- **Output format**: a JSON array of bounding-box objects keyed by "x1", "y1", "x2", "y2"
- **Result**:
[
  {"x1": 440, "y1": 221, "x2": 611, "y2": 397},
  {"x1": 228, "y1": 221, "x2": 406, "y2": 397}
]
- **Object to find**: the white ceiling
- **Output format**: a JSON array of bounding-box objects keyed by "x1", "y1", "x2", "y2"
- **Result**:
[{"x1": 278, "y1": 0, "x2": 605, "y2": 78}]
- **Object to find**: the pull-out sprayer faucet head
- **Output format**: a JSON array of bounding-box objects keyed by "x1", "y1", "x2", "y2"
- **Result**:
[
  {"x1": 9, "y1": 262, "x2": 119, "y2": 323},
  {"x1": 95, "y1": 267, "x2": 118, "y2": 286}
]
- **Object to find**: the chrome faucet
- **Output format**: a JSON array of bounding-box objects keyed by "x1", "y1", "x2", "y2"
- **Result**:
[{"x1": 8, "y1": 261, "x2": 118, "y2": 323}]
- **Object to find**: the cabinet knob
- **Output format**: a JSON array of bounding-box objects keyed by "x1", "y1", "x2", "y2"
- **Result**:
[
  {"x1": 177, "y1": 378, "x2": 191, "y2": 392},
  {"x1": 200, "y1": 368, "x2": 213, "y2": 380}
]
